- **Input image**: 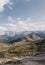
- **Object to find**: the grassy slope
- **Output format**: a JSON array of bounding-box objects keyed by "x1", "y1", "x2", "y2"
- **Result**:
[{"x1": 0, "y1": 38, "x2": 45, "y2": 59}]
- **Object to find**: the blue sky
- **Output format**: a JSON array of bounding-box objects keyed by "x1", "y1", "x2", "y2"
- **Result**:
[{"x1": 0, "y1": 0, "x2": 45, "y2": 35}]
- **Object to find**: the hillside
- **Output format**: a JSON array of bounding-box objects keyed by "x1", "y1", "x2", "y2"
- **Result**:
[
  {"x1": 0, "y1": 34, "x2": 45, "y2": 64},
  {"x1": 0, "y1": 39, "x2": 45, "y2": 58}
]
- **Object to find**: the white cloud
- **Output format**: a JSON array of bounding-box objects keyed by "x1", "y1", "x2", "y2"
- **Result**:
[
  {"x1": 0, "y1": 26, "x2": 7, "y2": 35},
  {"x1": 0, "y1": 0, "x2": 13, "y2": 12},
  {"x1": 8, "y1": 16, "x2": 13, "y2": 22},
  {"x1": 8, "y1": 17, "x2": 45, "y2": 31},
  {"x1": 7, "y1": 17, "x2": 45, "y2": 32},
  {"x1": 0, "y1": 16, "x2": 45, "y2": 35},
  {"x1": 16, "y1": 18, "x2": 21, "y2": 21},
  {"x1": 8, "y1": 16, "x2": 16, "y2": 22},
  {"x1": 0, "y1": 26, "x2": 7, "y2": 31}
]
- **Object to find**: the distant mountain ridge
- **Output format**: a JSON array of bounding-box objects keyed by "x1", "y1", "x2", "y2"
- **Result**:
[{"x1": 0, "y1": 31, "x2": 45, "y2": 43}]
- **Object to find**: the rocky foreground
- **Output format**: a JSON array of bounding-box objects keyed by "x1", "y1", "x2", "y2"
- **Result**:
[
  {"x1": 0, "y1": 52, "x2": 45, "y2": 65},
  {"x1": 0, "y1": 58, "x2": 45, "y2": 65}
]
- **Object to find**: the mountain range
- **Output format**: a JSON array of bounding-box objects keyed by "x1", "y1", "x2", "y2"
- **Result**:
[{"x1": 0, "y1": 31, "x2": 45, "y2": 43}]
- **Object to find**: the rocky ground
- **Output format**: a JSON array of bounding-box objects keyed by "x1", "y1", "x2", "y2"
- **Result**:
[
  {"x1": 1, "y1": 59, "x2": 45, "y2": 65},
  {"x1": 0, "y1": 54, "x2": 45, "y2": 65}
]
